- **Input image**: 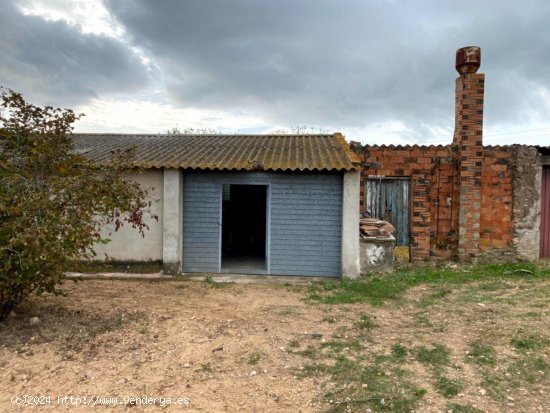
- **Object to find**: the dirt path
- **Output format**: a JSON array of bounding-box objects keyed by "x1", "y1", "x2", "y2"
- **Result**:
[
  {"x1": 1, "y1": 280, "x2": 329, "y2": 412},
  {"x1": 1, "y1": 277, "x2": 548, "y2": 412}
]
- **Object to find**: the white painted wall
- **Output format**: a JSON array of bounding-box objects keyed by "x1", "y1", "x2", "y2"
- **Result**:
[
  {"x1": 93, "y1": 170, "x2": 164, "y2": 261},
  {"x1": 162, "y1": 169, "x2": 183, "y2": 274},
  {"x1": 342, "y1": 170, "x2": 360, "y2": 279}
]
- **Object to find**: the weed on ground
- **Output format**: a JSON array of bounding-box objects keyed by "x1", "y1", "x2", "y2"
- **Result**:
[
  {"x1": 307, "y1": 262, "x2": 550, "y2": 305},
  {"x1": 296, "y1": 263, "x2": 550, "y2": 412}
]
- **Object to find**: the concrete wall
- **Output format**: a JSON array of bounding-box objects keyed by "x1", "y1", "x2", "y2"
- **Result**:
[
  {"x1": 360, "y1": 237, "x2": 395, "y2": 274},
  {"x1": 342, "y1": 171, "x2": 360, "y2": 278},
  {"x1": 162, "y1": 169, "x2": 183, "y2": 274},
  {"x1": 93, "y1": 169, "x2": 163, "y2": 262}
]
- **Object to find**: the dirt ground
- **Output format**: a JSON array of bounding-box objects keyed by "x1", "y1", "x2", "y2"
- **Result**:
[{"x1": 0, "y1": 276, "x2": 548, "y2": 412}]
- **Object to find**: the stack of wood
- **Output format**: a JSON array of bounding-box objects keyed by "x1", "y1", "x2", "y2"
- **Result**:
[{"x1": 360, "y1": 217, "x2": 396, "y2": 239}]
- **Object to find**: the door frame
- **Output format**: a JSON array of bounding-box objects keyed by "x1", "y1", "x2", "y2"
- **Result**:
[
  {"x1": 364, "y1": 176, "x2": 412, "y2": 248},
  {"x1": 218, "y1": 182, "x2": 271, "y2": 273}
]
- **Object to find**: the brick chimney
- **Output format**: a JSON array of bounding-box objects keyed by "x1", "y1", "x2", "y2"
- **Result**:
[{"x1": 453, "y1": 46, "x2": 484, "y2": 259}]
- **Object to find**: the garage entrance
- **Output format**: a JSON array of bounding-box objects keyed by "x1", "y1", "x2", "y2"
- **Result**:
[
  {"x1": 221, "y1": 184, "x2": 268, "y2": 271},
  {"x1": 182, "y1": 172, "x2": 342, "y2": 276}
]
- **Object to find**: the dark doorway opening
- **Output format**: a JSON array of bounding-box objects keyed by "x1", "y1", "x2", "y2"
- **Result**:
[{"x1": 222, "y1": 184, "x2": 267, "y2": 270}]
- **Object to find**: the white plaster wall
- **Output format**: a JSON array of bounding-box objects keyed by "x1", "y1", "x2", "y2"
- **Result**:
[
  {"x1": 342, "y1": 170, "x2": 361, "y2": 279},
  {"x1": 514, "y1": 166, "x2": 541, "y2": 261},
  {"x1": 93, "y1": 170, "x2": 164, "y2": 261},
  {"x1": 360, "y1": 238, "x2": 395, "y2": 274},
  {"x1": 162, "y1": 169, "x2": 183, "y2": 274},
  {"x1": 513, "y1": 148, "x2": 542, "y2": 261}
]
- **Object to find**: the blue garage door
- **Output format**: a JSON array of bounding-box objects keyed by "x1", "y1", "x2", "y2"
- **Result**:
[{"x1": 182, "y1": 171, "x2": 342, "y2": 276}]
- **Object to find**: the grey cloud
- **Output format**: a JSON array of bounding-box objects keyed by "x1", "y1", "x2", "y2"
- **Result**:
[
  {"x1": 105, "y1": 0, "x2": 550, "y2": 141},
  {"x1": 0, "y1": 0, "x2": 151, "y2": 107}
]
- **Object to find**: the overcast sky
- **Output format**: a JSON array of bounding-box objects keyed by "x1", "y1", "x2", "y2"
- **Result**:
[{"x1": 1, "y1": 0, "x2": 550, "y2": 145}]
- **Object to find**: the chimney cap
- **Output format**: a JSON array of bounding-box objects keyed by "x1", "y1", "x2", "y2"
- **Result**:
[{"x1": 456, "y1": 46, "x2": 481, "y2": 75}]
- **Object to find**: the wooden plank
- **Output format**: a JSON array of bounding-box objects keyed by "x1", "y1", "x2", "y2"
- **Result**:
[{"x1": 365, "y1": 178, "x2": 409, "y2": 246}]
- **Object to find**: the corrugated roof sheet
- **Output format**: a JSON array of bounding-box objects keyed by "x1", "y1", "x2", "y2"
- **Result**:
[{"x1": 71, "y1": 133, "x2": 360, "y2": 172}]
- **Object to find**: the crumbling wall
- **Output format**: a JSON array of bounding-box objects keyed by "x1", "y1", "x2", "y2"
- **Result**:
[
  {"x1": 353, "y1": 143, "x2": 455, "y2": 260},
  {"x1": 360, "y1": 237, "x2": 395, "y2": 274},
  {"x1": 353, "y1": 143, "x2": 543, "y2": 262},
  {"x1": 510, "y1": 146, "x2": 541, "y2": 260}
]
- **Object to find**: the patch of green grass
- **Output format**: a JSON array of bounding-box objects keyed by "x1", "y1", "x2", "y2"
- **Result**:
[
  {"x1": 299, "y1": 356, "x2": 423, "y2": 413},
  {"x1": 467, "y1": 342, "x2": 497, "y2": 366},
  {"x1": 294, "y1": 345, "x2": 318, "y2": 359},
  {"x1": 517, "y1": 311, "x2": 541, "y2": 319},
  {"x1": 414, "y1": 344, "x2": 451, "y2": 369},
  {"x1": 511, "y1": 334, "x2": 547, "y2": 351},
  {"x1": 507, "y1": 355, "x2": 549, "y2": 384},
  {"x1": 419, "y1": 288, "x2": 452, "y2": 307},
  {"x1": 203, "y1": 275, "x2": 231, "y2": 289},
  {"x1": 480, "y1": 373, "x2": 505, "y2": 400},
  {"x1": 137, "y1": 325, "x2": 148, "y2": 334},
  {"x1": 307, "y1": 263, "x2": 550, "y2": 306},
  {"x1": 477, "y1": 281, "x2": 512, "y2": 291},
  {"x1": 413, "y1": 312, "x2": 433, "y2": 327},
  {"x1": 354, "y1": 314, "x2": 377, "y2": 330},
  {"x1": 391, "y1": 343, "x2": 408, "y2": 362},
  {"x1": 414, "y1": 387, "x2": 428, "y2": 398},
  {"x1": 445, "y1": 403, "x2": 484, "y2": 413},
  {"x1": 248, "y1": 351, "x2": 261, "y2": 365},
  {"x1": 435, "y1": 375, "x2": 464, "y2": 398}
]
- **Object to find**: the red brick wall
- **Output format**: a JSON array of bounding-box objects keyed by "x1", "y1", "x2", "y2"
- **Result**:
[
  {"x1": 351, "y1": 48, "x2": 532, "y2": 261},
  {"x1": 453, "y1": 73, "x2": 485, "y2": 258},
  {"x1": 352, "y1": 143, "x2": 519, "y2": 261},
  {"x1": 354, "y1": 144, "x2": 456, "y2": 260}
]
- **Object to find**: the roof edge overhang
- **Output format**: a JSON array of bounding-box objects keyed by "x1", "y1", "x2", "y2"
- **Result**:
[{"x1": 71, "y1": 132, "x2": 361, "y2": 172}]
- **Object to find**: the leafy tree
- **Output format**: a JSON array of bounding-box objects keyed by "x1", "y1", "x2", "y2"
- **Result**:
[{"x1": 0, "y1": 88, "x2": 157, "y2": 320}]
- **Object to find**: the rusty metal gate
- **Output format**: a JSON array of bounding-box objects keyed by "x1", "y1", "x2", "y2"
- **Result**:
[
  {"x1": 541, "y1": 166, "x2": 550, "y2": 258},
  {"x1": 365, "y1": 177, "x2": 410, "y2": 246}
]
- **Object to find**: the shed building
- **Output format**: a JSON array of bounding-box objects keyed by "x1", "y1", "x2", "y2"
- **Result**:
[{"x1": 72, "y1": 133, "x2": 361, "y2": 278}]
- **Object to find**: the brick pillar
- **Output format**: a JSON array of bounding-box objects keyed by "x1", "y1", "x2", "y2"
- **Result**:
[{"x1": 453, "y1": 46, "x2": 484, "y2": 259}]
